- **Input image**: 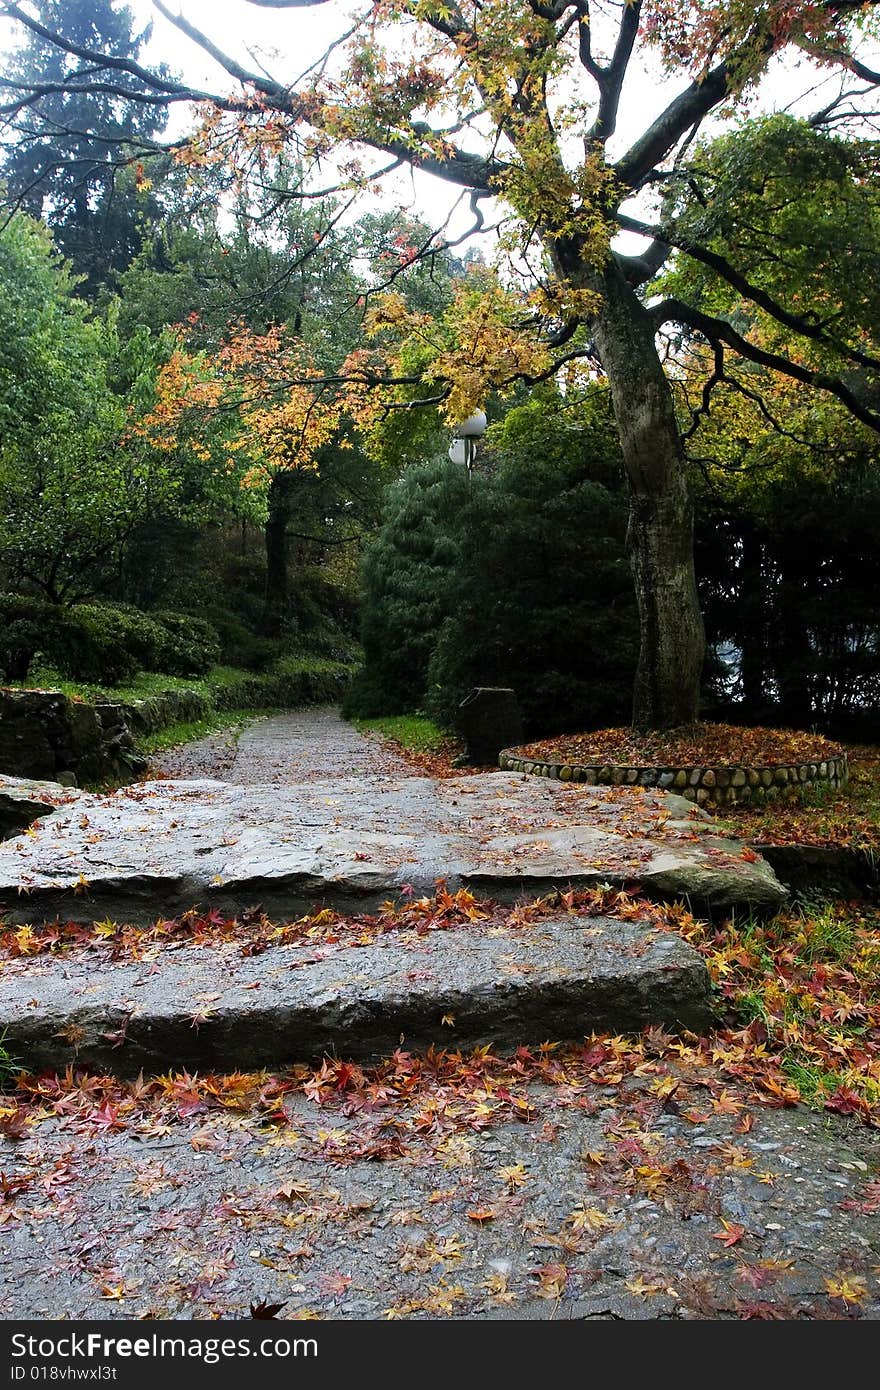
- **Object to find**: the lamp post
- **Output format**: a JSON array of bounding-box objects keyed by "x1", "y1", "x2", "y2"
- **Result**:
[{"x1": 448, "y1": 409, "x2": 487, "y2": 473}]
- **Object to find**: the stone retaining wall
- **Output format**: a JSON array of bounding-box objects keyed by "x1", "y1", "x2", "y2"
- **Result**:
[
  {"x1": 0, "y1": 690, "x2": 145, "y2": 786},
  {"x1": 499, "y1": 749, "x2": 848, "y2": 807}
]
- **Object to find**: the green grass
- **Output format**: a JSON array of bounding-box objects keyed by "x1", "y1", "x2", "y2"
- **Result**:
[
  {"x1": 351, "y1": 714, "x2": 450, "y2": 754},
  {"x1": 0, "y1": 1030, "x2": 21, "y2": 1088},
  {"x1": 682, "y1": 894, "x2": 880, "y2": 1120},
  {"x1": 9, "y1": 654, "x2": 354, "y2": 707},
  {"x1": 7, "y1": 666, "x2": 218, "y2": 704}
]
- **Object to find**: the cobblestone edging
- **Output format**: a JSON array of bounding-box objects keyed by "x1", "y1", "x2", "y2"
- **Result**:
[{"x1": 499, "y1": 748, "x2": 848, "y2": 807}]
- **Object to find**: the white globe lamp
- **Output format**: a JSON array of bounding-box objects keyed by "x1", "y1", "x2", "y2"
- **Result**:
[{"x1": 449, "y1": 409, "x2": 487, "y2": 472}]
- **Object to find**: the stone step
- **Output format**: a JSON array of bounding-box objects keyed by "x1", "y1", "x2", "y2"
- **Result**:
[
  {"x1": 0, "y1": 915, "x2": 713, "y2": 1076},
  {"x1": 0, "y1": 773, "x2": 786, "y2": 926}
]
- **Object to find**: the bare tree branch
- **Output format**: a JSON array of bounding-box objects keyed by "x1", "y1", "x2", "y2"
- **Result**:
[
  {"x1": 618, "y1": 210, "x2": 880, "y2": 375},
  {"x1": 651, "y1": 296, "x2": 880, "y2": 434},
  {"x1": 151, "y1": 0, "x2": 283, "y2": 97},
  {"x1": 591, "y1": 0, "x2": 641, "y2": 142}
]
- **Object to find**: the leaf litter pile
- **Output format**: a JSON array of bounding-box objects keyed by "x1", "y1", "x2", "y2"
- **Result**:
[
  {"x1": 0, "y1": 885, "x2": 879, "y2": 1319},
  {"x1": 512, "y1": 723, "x2": 844, "y2": 770}
]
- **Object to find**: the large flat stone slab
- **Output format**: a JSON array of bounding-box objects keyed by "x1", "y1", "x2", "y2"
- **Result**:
[
  {"x1": 0, "y1": 773, "x2": 786, "y2": 925},
  {"x1": 0, "y1": 914, "x2": 712, "y2": 1075}
]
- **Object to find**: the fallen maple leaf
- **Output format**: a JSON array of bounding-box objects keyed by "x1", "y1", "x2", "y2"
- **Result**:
[
  {"x1": 250, "y1": 1298, "x2": 287, "y2": 1319},
  {"x1": 825, "y1": 1274, "x2": 869, "y2": 1306},
  {"x1": 568, "y1": 1206, "x2": 614, "y2": 1233},
  {"x1": 0, "y1": 1110, "x2": 28, "y2": 1141},
  {"x1": 712, "y1": 1220, "x2": 746, "y2": 1248},
  {"x1": 316, "y1": 1271, "x2": 352, "y2": 1296},
  {"x1": 497, "y1": 1164, "x2": 529, "y2": 1190},
  {"x1": 532, "y1": 1263, "x2": 568, "y2": 1299}
]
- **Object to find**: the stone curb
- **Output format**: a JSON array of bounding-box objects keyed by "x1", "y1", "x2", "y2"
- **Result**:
[
  {"x1": 0, "y1": 916, "x2": 713, "y2": 1076},
  {"x1": 500, "y1": 749, "x2": 848, "y2": 808}
]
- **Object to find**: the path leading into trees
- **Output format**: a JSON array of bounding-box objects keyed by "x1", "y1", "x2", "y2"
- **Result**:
[
  {"x1": 0, "y1": 705, "x2": 785, "y2": 936},
  {"x1": 150, "y1": 705, "x2": 415, "y2": 785},
  {"x1": 0, "y1": 701, "x2": 785, "y2": 1068}
]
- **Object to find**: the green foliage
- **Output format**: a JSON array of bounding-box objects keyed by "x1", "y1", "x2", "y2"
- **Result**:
[
  {"x1": 347, "y1": 389, "x2": 637, "y2": 735},
  {"x1": 0, "y1": 593, "x2": 221, "y2": 686},
  {"x1": 661, "y1": 117, "x2": 880, "y2": 732},
  {"x1": 149, "y1": 611, "x2": 222, "y2": 674},
  {"x1": 0, "y1": 215, "x2": 191, "y2": 606},
  {"x1": 0, "y1": 592, "x2": 50, "y2": 682},
  {"x1": 7, "y1": 653, "x2": 355, "y2": 734},
  {"x1": 344, "y1": 455, "x2": 473, "y2": 718},
  {"x1": 61, "y1": 605, "x2": 220, "y2": 684},
  {"x1": 697, "y1": 464, "x2": 880, "y2": 731},
  {"x1": 46, "y1": 605, "x2": 141, "y2": 686},
  {"x1": 663, "y1": 115, "x2": 880, "y2": 368}
]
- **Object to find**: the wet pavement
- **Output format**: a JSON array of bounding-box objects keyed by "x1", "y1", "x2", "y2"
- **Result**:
[{"x1": 0, "y1": 709, "x2": 876, "y2": 1320}]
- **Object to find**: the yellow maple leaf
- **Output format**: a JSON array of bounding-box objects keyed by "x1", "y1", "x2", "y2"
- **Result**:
[{"x1": 826, "y1": 1274, "x2": 869, "y2": 1305}]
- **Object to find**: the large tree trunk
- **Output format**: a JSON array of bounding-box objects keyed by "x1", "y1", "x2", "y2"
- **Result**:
[{"x1": 591, "y1": 262, "x2": 705, "y2": 731}]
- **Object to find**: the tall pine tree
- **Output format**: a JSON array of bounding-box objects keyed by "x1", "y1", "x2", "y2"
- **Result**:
[{"x1": 0, "y1": 0, "x2": 169, "y2": 294}]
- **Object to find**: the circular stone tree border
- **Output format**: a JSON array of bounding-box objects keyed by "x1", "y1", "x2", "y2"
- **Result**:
[{"x1": 498, "y1": 748, "x2": 849, "y2": 808}]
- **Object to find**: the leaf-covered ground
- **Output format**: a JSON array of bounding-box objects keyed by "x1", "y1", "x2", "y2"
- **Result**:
[
  {"x1": 356, "y1": 717, "x2": 469, "y2": 780},
  {"x1": 720, "y1": 746, "x2": 880, "y2": 851},
  {"x1": 2, "y1": 885, "x2": 877, "y2": 1124},
  {"x1": 2, "y1": 714, "x2": 876, "y2": 1318},
  {"x1": 372, "y1": 723, "x2": 880, "y2": 852},
  {"x1": 0, "y1": 886, "x2": 878, "y2": 1319},
  {"x1": 512, "y1": 723, "x2": 843, "y2": 769}
]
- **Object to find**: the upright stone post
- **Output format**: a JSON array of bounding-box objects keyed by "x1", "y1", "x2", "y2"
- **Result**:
[{"x1": 456, "y1": 687, "x2": 523, "y2": 767}]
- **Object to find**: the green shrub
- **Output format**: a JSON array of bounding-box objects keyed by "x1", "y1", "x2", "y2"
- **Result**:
[
  {"x1": 207, "y1": 655, "x2": 354, "y2": 711},
  {"x1": 347, "y1": 395, "x2": 637, "y2": 737},
  {"x1": 346, "y1": 456, "x2": 472, "y2": 718},
  {"x1": 150, "y1": 610, "x2": 221, "y2": 675},
  {"x1": 48, "y1": 606, "x2": 143, "y2": 685},
  {"x1": 201, "y1": 607, "x2": 281, "y2": 670},
  {"x1": 45, "y1": 604, "x2": 222, "y2": 683},
  {"x1": 294, "y1": 567, "x2": 361, "y2": 638},
  {"x1": 0, "y1": 592, "x2": 54, "y2": 681}
]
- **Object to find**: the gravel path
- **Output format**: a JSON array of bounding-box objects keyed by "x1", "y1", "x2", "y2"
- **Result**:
[{"x1": 150, "y1": 706, "x2": 414, "y2": 784}]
